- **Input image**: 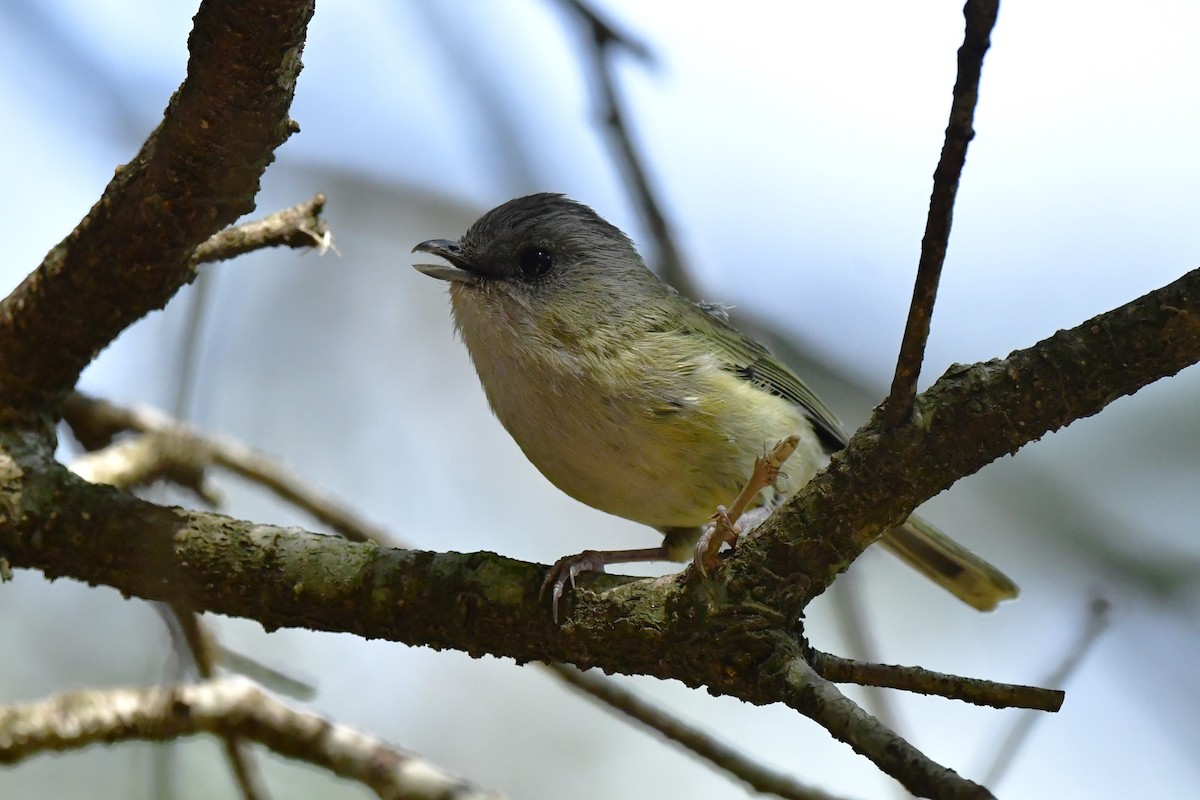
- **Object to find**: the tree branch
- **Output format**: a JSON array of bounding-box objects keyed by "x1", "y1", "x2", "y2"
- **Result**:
[
  {"x1": 0, "y1": 0, "x2": 315, "y2": 422},
  {"x1": 5, "y1": 265, "x2": 1196, "y2": 794},
  {"x1": 883, "y1": 0, "x2": 999, "y2": 425},
  {"x1": 66, "y1": 392, "x2": 818, "y2": 797},
  {"x1": 0, "y1": 678, "x2": 503, "y2": 800}
]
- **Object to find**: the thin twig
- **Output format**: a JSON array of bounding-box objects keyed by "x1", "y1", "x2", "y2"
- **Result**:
[
  {"x1": 882, "y1": 0, "x2": 1000, "y2": 426},
  {"x1": 0, "y1": 678, "x2": 504, "y2": 800},
  {"x1": 191, "y1": 193, "x2": 332, "y2": 266},
  {"x1": 981, "y1": 597, "x2": 1110, "y2": 787},
  {"x1": 547, "y1": 663, "x2": 848, "y2": 800},
  {"x1": 807, "y1": 650, "x2": 1064, "y2": 713},
  {"x1": 776, "y1": 644, "x2": 993, "y2": 800},
  {"x1": 554, "y1": 0, "x2": 699, "y2": 299}
]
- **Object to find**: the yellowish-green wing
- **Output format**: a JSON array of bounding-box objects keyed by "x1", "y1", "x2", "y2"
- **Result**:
[{"x1": 679, "y1": 301, "x2": 849, "y2": 451}]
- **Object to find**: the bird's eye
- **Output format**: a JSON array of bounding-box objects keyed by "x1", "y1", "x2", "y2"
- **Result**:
[{"x1": 516, "y1": 247, "x2": 555, "y2": 279}]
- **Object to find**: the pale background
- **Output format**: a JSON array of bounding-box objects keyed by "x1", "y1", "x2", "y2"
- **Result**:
[{"x1": 1, "y1": 1, "x2": 1197, "y2": 798}]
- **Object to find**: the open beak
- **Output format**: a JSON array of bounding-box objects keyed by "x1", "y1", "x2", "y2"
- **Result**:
[{"x1": 412, "y1": 239, "x2": 477, "y2": 283}]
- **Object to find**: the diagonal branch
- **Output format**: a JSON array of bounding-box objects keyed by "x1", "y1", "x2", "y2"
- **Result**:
[
  {"x1": 883, "y1": 0, "x2": 1000, "y2": 426},
  {"x1": 0, "y1": 0, "x2": 315, "y2": 422},
  {"x1": 770, "y1": 643, "x2": 992, "y2": 800},
  {"x1": 737, "y1": 264, "x2": 1200, "y2": 619}
]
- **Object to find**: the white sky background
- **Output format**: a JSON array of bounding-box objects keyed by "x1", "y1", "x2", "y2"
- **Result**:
[{"x1": 1, "y1": 2, "x2": 1198, "y2": 799}]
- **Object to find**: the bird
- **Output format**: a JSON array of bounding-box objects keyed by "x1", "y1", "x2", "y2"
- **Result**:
[{"x1": 412, "y1": 193, "x2": 1017, "y2": 618}]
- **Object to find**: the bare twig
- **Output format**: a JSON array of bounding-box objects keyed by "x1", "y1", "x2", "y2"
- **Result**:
[
  {"x1": 554, "y1": 0, "x2": 699, "y2": 299},
  {"x1": 0, "y1": 678, "x2": 503, "y2": 800},
  {"x1": 775, "y1": 644, "x2": 993, "y2": 800},
  {"x1": 807, "y1": 649, "x2": 1064, "y2": 713},
  {"x1": 981, "y1": 597, "x2": 1110, "y2": 786},
  {"x1": 547, "y1": 663, "x2": 847, "y2": 800},
  {"x1": 192, "y1": 193, "x2": 332, "y2": 266},
  {"x1": 882, "y1": 0, "x2": 1000, "y2": 426}
]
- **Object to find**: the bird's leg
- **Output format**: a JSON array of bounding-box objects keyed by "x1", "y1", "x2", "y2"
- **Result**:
[
  {"x1": 694, "y1": 435, "x2": 800, "y2": 575},
  {"x1": 541, "y1": 546, "x2": 673, "y2": 623},
  {"x1": 542, "y1": 436, "x2": 800, "y2": 620}
]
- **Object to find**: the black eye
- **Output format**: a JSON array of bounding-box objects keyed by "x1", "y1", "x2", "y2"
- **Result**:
[{"x1": 516, "y1": 247, "x2": 555, "y2": 279}]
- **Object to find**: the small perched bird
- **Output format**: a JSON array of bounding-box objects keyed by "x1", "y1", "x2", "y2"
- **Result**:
[{"x1": 413, "y1": 193, "x2": 1017, "y2": 616}]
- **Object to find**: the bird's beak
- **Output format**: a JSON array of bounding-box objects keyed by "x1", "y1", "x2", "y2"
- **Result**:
[{"x1": 412, "y1": 239, "x2": 478, "y2": 283}]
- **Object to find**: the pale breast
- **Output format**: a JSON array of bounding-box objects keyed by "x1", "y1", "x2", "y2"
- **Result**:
[{"x1": 451, "y1": 286, "x2": 826, "y2": 529}]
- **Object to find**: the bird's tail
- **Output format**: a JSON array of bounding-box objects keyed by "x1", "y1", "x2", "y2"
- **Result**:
[{"x1": 880, "y1": 515, "x2": 1018, "y2": 611}]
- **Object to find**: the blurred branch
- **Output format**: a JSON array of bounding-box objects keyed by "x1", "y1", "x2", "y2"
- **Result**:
[
  {"x1": 68, "y1": 430, "x2": 221, "y2": 503},
  {"x1": 982, "y1": 597, "x2": 1111, "y2": 786},
  {"x1": 555, "y1": 0, "x2": 699, "y2": 299},
  {"x1": 0, "y1": 678, "x2": 503, "y2": 800},
  {"x1": 0, "y1": 0, "x2": 315, "y2": 421},
  {"x1": 63, "y1": 392, "x2": 398, "y2": 546},
  {"x1": 548, "y1": 664, "x2": 846, "y2": 800},
  {"x1": 883, "y1": 0, "x2": 999, "y2": 426},
  {"x1": 807, "y1": 649, "x2": 1064, "y2": 712}
]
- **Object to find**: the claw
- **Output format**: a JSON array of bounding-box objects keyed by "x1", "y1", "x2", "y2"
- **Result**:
[{"x1": 540, "y1": 550, "x2": 609, "y2": 623}]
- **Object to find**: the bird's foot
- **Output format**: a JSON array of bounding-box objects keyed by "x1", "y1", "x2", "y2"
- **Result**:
[
  {"x1": 693, "y1": 436, "x2": 801, "y2": 577},
  {"x1": 693, "y1": 506, "x2": 741, "y2": 576},
  {"x1": 541, "y1": 550, "x2": 609, "y2": 623}
]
